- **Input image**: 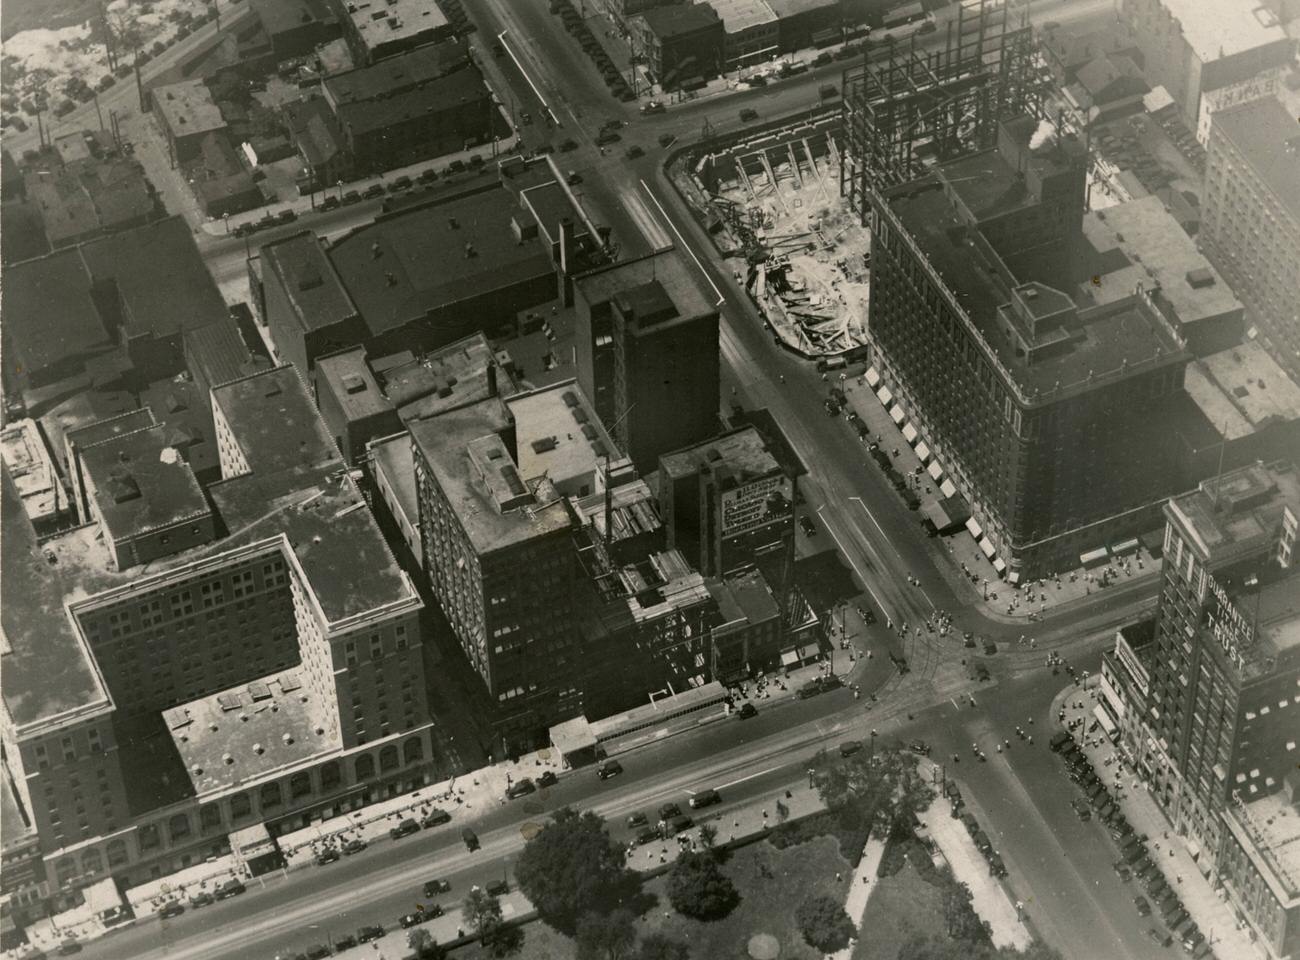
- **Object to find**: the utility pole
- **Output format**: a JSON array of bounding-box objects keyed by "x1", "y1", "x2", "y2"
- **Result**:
[{"x1": 94, "y1": 91, "x2": 105, "y2": 132}]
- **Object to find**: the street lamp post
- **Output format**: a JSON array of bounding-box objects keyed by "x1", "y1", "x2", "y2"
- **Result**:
[
  {"x1": 223, "y1": 212, "x2": 230, "y2": 234},
  {"x1": 807, "y1": 768, "x2": 815, "y2": 789}
]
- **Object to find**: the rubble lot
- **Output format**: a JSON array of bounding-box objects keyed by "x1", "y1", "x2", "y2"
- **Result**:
[{"x1": 697, "y1": 124, "x2": 869, "y2": 357}]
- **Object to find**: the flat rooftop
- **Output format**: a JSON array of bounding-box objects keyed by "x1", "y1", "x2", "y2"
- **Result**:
[
  {"x1": 324, "y1": 38, "x2": 468, "y2": 104},
  {"x1": 166, "y1": 670, "x2": 340, "y2": 797},
  {"x1": 251, "y1": 0, "x2": 335, "y2": 38},
  {"x1": 1168, "y1": 461, "x2": 1300, "y2": 565},
  {"x1": 0, "y1": 420, "x2": 66, "y2": 521},
  {"x1": 343, "y1": 0, "x2": 450, "y2": 52},
  {"x1": 1, "y1": 246, "x2": 107, "y2": 378},
  {"x1": 408, "y1": 398, "x2": 573, "y2": 555},
  {"x1": 316, "y1": 346, "x2": 395, "y2": 423},
  {"x1": 576, "y1": 248, "x2": 715, "y2": 328},
  {"x1": 707, "y1": 0, "x2": 776, "y2": 33},
  {"x1": 1212, "y1": 98, "x2": 1300, "y2": 223},
  {"x1": 0, "y1": 468, "x2": 109, "y2": 730},
  {"x1": 212, "y1": 366, "x2": 340, "y2": 480},
  {"x1": 715, "y1": 565, "x2": 780, "y2": 625},
  {"x1": 81, "y1": 423, "x2": 211, "y2": 544},
  {"x1": 260, "y1": 231, "x2": 359, "y2": 334},
  {"x1": 1223, "y1": 781, "x2": 1300, "y2": 905},
  {"x1": 334, "y1": 65, "x2": 489, "y2": 136},
  {"x1": 1184, "y1": 342, "x2": 1300, "y2": 439},
  {"x1": 369, "y1": 431, "x2": 420, "y2": 533},
  {"x1": 329, "y1": 185, "x2": 557, "y2": 335},
  {"x1": 639, "y1": 3, "x2": 720, "y2": 38},
  {"x1": 506, "y1": 380, "x2": 615, "y2": 494},
  {"x1": 1082, "y1": 196, "x2": 1241, "y2": 327},
  {"x1": 152, "y1": 79, "x2": 226, "y2": 139},
  {"x1": 660, "y1": 424, "x2": 780, "y2": 483},
  {"x1": 887, "y1": 179, "x2": 1181, "y2": 397},
  {"x1": 1155, "y1": 0, "x2": 1288, "y2": 64}
]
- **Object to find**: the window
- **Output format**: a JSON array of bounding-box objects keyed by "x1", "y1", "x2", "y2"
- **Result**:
[
  {"x1": 290, "y1": 772, "x2": 312, "y2": 799},
  {"x1": 230, "y1": 793, "x2": 252, "y2": 820},
  {"x1": 355, "y1": 754, "x2": 376, "y2": 780},
  {"x1": 403, "y1": 737, "x2": 423, "y2": 764},
  {"x1": 320, "y1": 761, "x2": 342, "y2": 791},
  {"x1": 168, "y1": 814, "x2": 191, "y2": 842},
  {"x1": 260, "y1": 782, "x2": 282, "y2": 809},
  {"x1": 200, "y1": 804, "x2": 222, "y2": 832},
  {"x1": 379, "y1": 745, "x2": 399, "y2": 772}
]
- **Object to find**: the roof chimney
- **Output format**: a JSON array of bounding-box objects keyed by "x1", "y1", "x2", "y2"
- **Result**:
[{"x1": 486, "y1": 361, "x2": 497, "y2": 398}]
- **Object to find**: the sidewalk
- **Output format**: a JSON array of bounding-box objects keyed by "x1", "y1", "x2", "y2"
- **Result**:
[
  {"x1": 838, "y1": 374, "x2": 1163, "y2": 625},
  {"x1": 829, "y1": 836, "x2": 887, "y2": 960},
  {"x1": 1054, "y1": 685, "x2": 1263, "y2": 960},
  {"x1": 916, "y1": 789, "x2": 1033, "y2": 951}
]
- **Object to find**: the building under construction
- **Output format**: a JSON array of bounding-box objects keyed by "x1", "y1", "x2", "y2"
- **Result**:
[{"x1": 840, "y1": 0, "x2": 1044, "y2": 212}]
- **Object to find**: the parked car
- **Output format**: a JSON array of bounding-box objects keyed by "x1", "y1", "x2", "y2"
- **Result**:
[
  {"x1": 625, "y1": 145, "x2": 644, "y2": 159},
  {"x1": 400, "y1": 909, "x2": 429, "y2": 928},
  {"x1": 819, "y1": 84, "x2": 839, "y2": 99},
  {"x1": 423, "y1": 878, "x2": 452, "y2": 897},
  {"x1": 739, "y1": 108, "x2": 758, "y2": 122},
  {"x1": 839, "y1": 740, "x2": 863, "y2": 758},
  {"x1": 538, "y1": 770, "x2": 558, "y2": 787},
  {"x1": 1112, "y1": 861, "x2": 1132, "y2": 882},
  {"x1": 667, "y1": 814, "x2": 694, "y2": 835},
  {"x1": 566, "y1": 169, "x2": 583, "y2": 185},
  {"x1": 215, "y1": 879, "x2": 246, "y2": 900},
  {"x1": 188, "y1": 891, "x2": 214, "y2": 908},
  {"x1": 689, "y1": 788, "x2": 720, "y2": 809},
  {"x1": 506, "y1": 778, "x2": 536, "y2": 799},
  {"x1": 462, "y1": 827, "x2": 480, "y2": 850},
  {"x1": 597, "y1": 760, "x2": 623, "y2": 780},
  {"x1": 485, "y1": 879, "x2": 509, "y2": 897},
  {"x1": 641, "y1": 100, "x2": 665, "y2": 114},
  {"x1": 627, "y1": 812, "x2": 648, "y2": 828},
  {"x1": 418, "y1": 167, "x2": 439, "y2": 183},
  {"x1": 636, "y1": 827, "x2": 659, "y2": 846},
  {"x1": 319, "y1": 195, "x2": 340, "y2": 211},
  {"x1": 363, "y1": 183, "x2": 385, "y2": 199},
  {"x1": 799, "y1": 516, "x2": 818, "y2": 536},
  {"x1": 659, "y1": 802, "x2": 682, "y2": 820},
  {"x1": 1133, "y1": 895, "x2": 1151, "y2": 917},
  {"x1": 315, "y1": 846, "x2": 340, "y2": 865},
  {"x1": 421, "y1": 808, "x2": 451, "y2": 828},
  {"x1": 1049, "y1": 731, "x2": 1072, "y2": 752},
  {"x1": 342, "y1": 838, "x2": 367, "y2": 855},
  {"x1": 390, "y1": 819, "x2": 419, "y2": 840},
  {"x1": 595, "y1": 129, "x2": 621, "y2": 145},
  {"x1": 1070, "y1": 798, "x2": 1091, "y2": 821},
  {"x1": 737, "y1": 702, "x2": 757, "y2": 719},
  {"x1": 158, "y1": 901, "x2": 185, "y2": 919},
  {"x1": 357, "y1": 925, "x2": 385, "y2": 943},
  {"x1": 305, "y1": 946, "x2": 332, "y2": 960},
  {"x1": 1146, "y1": 927, "x2": 1172, "y2": 948},
  {"x1": 275, "y1": 209, "x2": 297, "y2": 224},
  {"x1": 391, "y1": 175, "x2": 412, "y2": 191},
  {"x1": 341, "y1": 190, "x2": 361, "y2": 205},
  {"x1": 333, "y1": 934, "x2": 358, "y2": 950}
]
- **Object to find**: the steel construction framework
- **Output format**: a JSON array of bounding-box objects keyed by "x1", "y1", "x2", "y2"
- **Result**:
[{"x1": 840, "y1": 0, "x2": 1044, "y2": 218}]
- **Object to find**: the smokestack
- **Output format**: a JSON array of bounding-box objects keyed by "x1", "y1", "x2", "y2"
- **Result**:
[{"x1": 557, "y1": 217, "x2": 576, "y2": 307}]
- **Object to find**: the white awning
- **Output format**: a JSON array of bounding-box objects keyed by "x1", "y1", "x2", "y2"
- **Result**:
[
  {"x1": 1112, "y1": 538, "x2": 1140, "y2": 555},
  {"x1": 940, "y1": 478, "x2": 956, "y2": 498},
  {"x1": 876, "y1": 386, "x2": 893, "y2": 405},
  {"x1": 927, "y1": 460, "x2": 943, "y2": 480},
  {"x1": 865, "y1": 366, "x2": 880, "y2": 387},
  {"x1": 979, "y1": 537, "x2": 996, "y2": 558},
  {"x1": 914, "y1": 442, "x2": 930, "y2": 462},
  {"x1": 992, "y1": 557, "x2": 1006, "y2": 573},
  {"x1": 780, "y1": 648, "x2": 802, "y2": 666},
  {"x1": 890, "y1": 404, "x2": 905, "y2": 424},
  {"x1": 1093, "y1": 704, "x2": 1117, "y2": 736},
  {"x1": 965, "y1": 517, "x2": 982, "y2": 538},
  {"x1": 1080, "y1": 546, "x2": 1110, "y2": 566},
  {"x1": 1007, "y1": 571, "x2": 1021, "y2": 584},
  {"x1": 901, "y1": 422, "x2": 918, "y2": 443}
]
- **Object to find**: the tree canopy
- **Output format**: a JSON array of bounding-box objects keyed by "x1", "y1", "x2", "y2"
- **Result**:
[
  {"x1": 634, "y1": 935, "x2": 691, "y2": 960},
  {"x1": 795, "y1": 894, "x2": 857, "y2": 952},
  {"x1": 666, "y1": 850, "x2": 739, "y2": 920},
  {"x1": 812, "y1": 745, "x2": 933, "y2": 833},
  {"x1": 899, "y1": 933, "x2": 1064, "y2": 960},
  {"x1": 575, "y1": 909, "x2": 637, "y2": 960},
  {"x1": 516, "y1": 807, "x2": 635, "y2": 934}
]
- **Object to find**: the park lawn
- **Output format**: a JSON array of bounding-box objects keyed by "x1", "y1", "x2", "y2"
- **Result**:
[
  {"x1": 636, "y1": 836, "x2": 853, "y2": 960},
  {"x1": 850, "y1": 861, "x2": 947, "y2": 960}
]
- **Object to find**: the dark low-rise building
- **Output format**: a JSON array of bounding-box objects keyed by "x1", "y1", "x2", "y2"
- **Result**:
[
  {"x1": 632, "y1": 4, "x2": 724, "y2": 85},
  {"x1": 250, "y1": 0, "x2": 341, "y2": 61}
]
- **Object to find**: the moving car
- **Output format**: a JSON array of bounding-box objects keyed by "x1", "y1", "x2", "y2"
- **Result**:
[
  {"x1": 1069, "y1": 798, "x2": 1091, "y2": 821},
  {"x1": 597, "y1": 760, "x2": 623, "y2": 780},
  {"x1": 389, "y1": 819, "x2": 419, "y2": 840},
  {"x1": 1133, "y1": 895, "x2": 1151, "y2": 917},
  {"x1": 625, "y1": 145, "x2": 644, "y2": 159},
  {"x1": 485, "y1": 879, "x2": 509, "y2": 897},
  {"x1": 739, "y1": 108, "x2": 759, "y2": 121},
  {"x1": 688, "y1": 788, "x2": 720, "y2": 809},
  {"x1": 595, "y1": 129, "x2": 621, "y2": 145},
  {"x1": 839, "y1": 741, "x2": 863, "y2": 758},
  {"x1": 342, "y1": 838, "x2": 367, "y2": 855},
  {"x1": 462, "y1": 827, "x2": 480, "y2": 850},
  {"x1": 737, "y1": 702, "x2": 758, "y2": 719},
  {"x1": 799, "y1": 516, "x2": 818, "y2": 537},
  {"x1": 909, "y1": 739, "x2": 931, "y2": 756},
  {"x1": 158, "y1": 901, "x2": 185, "y2": 919},
  {"x1": 423, "y1": 878, "x2": 452, "y2": 897},
  {"x1": 641, "y1": 101, "x2": 665, "y2": 114},
  {"x1": 627, "y1": 812, "x2": 648, "y2": 828}
]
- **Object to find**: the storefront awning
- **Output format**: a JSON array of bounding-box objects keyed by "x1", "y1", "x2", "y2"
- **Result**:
[
  {"x1": 876, "y1": 386, "x2": 893, "y2": 406},
  {"x1": 901, "y1": 422, "x2": 918, "y2": 443},
  {"x1": 965, "y1": 517, "x2": 982, "y2": 539},
  {"x1": 780, "y1": 648, "x2": 802, "y2": 666},
  {"x1": 940, "y1": 478, "x2": 956, "y2": 498},
  {"x1": 1080, "y1": 546, "x2": 1110, "y2": 567},
  {"x1": 927, "y1": 460, "x2": 943, "y2": 480},
  {"x1": 1111, "y1": 538, "x2": 1140, "y2": 556},
  {"x1": 978, "y1": 536, "x2": 996, "y2": 558},
  {"x1": 914, "y1": 442, "x2": 930, "y2": 462},
  {"x1": 865, "y1": 366, "x2": 880, "y2": 387},
  {"x1": 890, "y1": 404, "x2": 905, "y2": 424},
  {"x1": 1007, "y1": 571, "x2": 1021, "y2": 584},
  {"x1": 1092, "y1": 704, "x2": 1117, "y2": 736},
  {"x1": 992, "y1": 557, "x2": 1006, "y2": 573}
]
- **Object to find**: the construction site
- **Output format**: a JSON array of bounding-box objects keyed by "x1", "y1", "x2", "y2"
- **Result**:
[{"x1": 667, "y1": 0, "x2": 1043, "y2": 360}]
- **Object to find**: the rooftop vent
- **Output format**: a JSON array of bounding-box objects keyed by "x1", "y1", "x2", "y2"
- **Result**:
[
  {"x1": 105, "y1": 471, "x2": 140, "y2": 504},
  {"x1": 222, "y1": 753, "x2": 234, "y2": 765},
  {"x1": 1186, "y1": 267, "x2": 1215, "y2": 289},
  {"x1": 282, "y1": 733, "x2": 295, "y2": 745},
  {"x1": 342, "y1": 373, "x2": 367, "y2": 394},
  {"x1": 448, "y1": 217, "x2": 459, "y2": 229},
  {"x1": 253, "y1": 743, "x2": 264, "y2": 755},
  {"x1": 532, "y1": 436, "x2": 559, "y2": 453},
  {"x1": 464, "y1": 241, "x2": 476, "y2": 258},
  {"x1": 264, "y1": 380, "x2": 283, "y2": 398}
]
